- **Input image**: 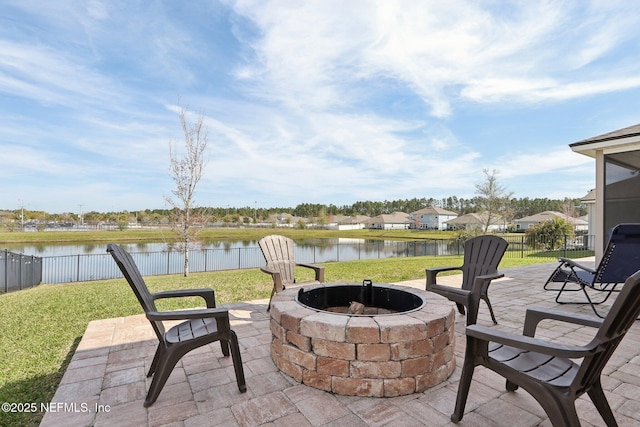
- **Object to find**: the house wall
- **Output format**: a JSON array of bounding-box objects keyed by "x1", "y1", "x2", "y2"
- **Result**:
[
  {"x1": 513, "y1": 221, "x2": 536, "y2": 230},
  {"x1": 414, "y1": 213, "x2": 457, "y2": 230},
  {"x1": 336, "y1": 223, "x2": 366, "y2": 230},
  {"x1": 385, "y1": 223, "x2": 410, "y2": 230},
  {"x1": 572, "y1": 136, "x2": 640, "y2": 261},
  {"x1": 438, "y1": 214, "x2": 457, "y2": 230},
  {"x1": 369, "y1": 222, "x2": 410, "y2": 230}
]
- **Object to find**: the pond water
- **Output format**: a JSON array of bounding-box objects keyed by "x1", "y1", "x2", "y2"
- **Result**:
[
  {"x1": 4, "y1": 238, "x2": 460, "y2": 259},
  {"x1": 3, "y1": 238, "x2": 463, "y2": 284}
]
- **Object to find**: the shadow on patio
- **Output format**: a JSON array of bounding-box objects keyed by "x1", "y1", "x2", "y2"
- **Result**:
[{"x1": 40, "y1": 259, "x2": 640, "y2": 426}]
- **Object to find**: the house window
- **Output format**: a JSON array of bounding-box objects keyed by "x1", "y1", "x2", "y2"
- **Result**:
[{"x1": 604, "y1": 151, "x2": 640, "y2": 238}]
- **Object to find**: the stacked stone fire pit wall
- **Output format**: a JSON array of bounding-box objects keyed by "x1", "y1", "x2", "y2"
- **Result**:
[{"x1": 269, "y1": 283, "x2": 456, "y2": 397}]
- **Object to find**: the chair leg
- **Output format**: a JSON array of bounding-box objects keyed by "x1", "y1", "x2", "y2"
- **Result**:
[
  {"x1": 144, "y1": 347, "x2": 183, "y2": 407},
  {"x1": 455, "y1": 302, "x2": 466, "y2": 315},
  {"x1": 267, "y1": 286, "x2": 276, "y2": 312},
  {"x1": 451, "y1": 351, "x2": 475, "y2": 423},
  {"x1": 220, "y1": 340, "x2": 230, "y2": 357},
  {"x1": 543, "y1": 266, "x2": 564, "y2": 291},
  {"x1": 538, "y1": 396, "x2": 581, "y2": 427},
  {"x1": 482, "y1": 296, "x2": 498, "y2": 325},
  {"x1": 587, "y1": 379, "x2": 617, "y2": 426},
  {"x1": 555, "y1": 279, "x2": 583, "y2": 304},
  {"x1": 148, "y1": 344, "x2": 164, "y2": 377},
  {"x1": 544, "y1": 266, "x2": 581, "y2": 291},
  {"x1": 228, "y1": 330, "x2": 247, "y2": 393}
]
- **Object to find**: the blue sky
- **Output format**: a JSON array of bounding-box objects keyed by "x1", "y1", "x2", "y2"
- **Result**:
[{"x1": 2, "y1": 1, "x2": 640, "y2": 214}]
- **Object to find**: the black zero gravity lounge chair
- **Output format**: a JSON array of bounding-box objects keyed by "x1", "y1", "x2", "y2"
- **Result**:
[
  {"x1": 451, "y1": 268, "x2": 640, "y2": 427},
  {"x1": 426, "y1": 235, "x2": 508, "y2": 325},
  {"x1": 544, "y1": 223, "x2": 640, "y2": 317},
  {"x1": 107, "y1": 243, "x2": 246, "y2": 407}
]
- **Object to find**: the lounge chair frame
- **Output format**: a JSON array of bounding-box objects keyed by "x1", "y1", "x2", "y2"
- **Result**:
[{"x1": 544, "y1": 223, "x2": 640, "y2": 317}]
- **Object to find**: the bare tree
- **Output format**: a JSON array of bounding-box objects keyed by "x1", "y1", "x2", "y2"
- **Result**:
[
  {"x1": 165, "y1": 107, "x2": 209, "y2": 276},
  {"x1": 475, "y1": 169, "x2": 513, "y2": 233}
]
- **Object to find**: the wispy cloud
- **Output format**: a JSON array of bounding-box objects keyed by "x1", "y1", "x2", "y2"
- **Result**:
[{"x1": 2, "y1": 1, "x2": 639, "y2": 211}]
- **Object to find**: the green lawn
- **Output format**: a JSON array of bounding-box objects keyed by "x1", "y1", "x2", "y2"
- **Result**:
[{"x1": 0, "y1": 254, "x2": 555, "y2": 426}]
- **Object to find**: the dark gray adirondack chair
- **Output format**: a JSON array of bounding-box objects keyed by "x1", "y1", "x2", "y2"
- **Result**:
[
  {"x1": 258, "y1": 235, "x2": 325, "y2": 308},
  {"x1": 107, "y1": 244, "x2": 246, "y2": 407},
  {"x1": 426, "y1": 235, "x2": 508, "y2": 325},
  {"x1": 451, "y1": 268, "x2": 640, "y2": 427},
  {"x1": 544, "y1": 223, "x2": 640, "y2": 317}
]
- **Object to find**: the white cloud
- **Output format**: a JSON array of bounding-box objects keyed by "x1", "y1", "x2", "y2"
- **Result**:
[
  {"x1": 491, "y1": 147, "x2": 594, "y2": 180},
  {"x1": 2, "y1": 1, "x2": 639, "y2": 211},
  {"x1": 229, "y1": 1, "x2": 640, "y2": 115}
]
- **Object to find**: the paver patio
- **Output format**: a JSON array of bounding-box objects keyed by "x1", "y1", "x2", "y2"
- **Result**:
[{"x1": 40, "y1": 259, "x2": 640, "y2": 426}]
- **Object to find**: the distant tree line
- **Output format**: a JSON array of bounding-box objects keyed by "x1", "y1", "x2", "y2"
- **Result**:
[{"x1": 1, "y1": 196, "x2": 586, "y2": 227}]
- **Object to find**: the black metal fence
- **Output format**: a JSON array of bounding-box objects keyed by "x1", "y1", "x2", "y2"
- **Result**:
[
  {"x1": 38, "y1": 234, "x2": 595, "y2": 285},
  {"x1": 1, "y1": 249, "x2": 43, "y2": 294}
]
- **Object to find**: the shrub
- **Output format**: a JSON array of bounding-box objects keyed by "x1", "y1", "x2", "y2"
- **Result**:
[{"x1": 525, "y1": 217, "x2": 574, "y2": 250}]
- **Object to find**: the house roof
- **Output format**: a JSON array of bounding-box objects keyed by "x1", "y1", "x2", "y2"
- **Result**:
[
  {"x1": 445, "y1": 212, "x2": 502, "y2": 226},
  {"x1": 581, "y1": 189, "x2": 596, "y2": 202},
  {"x1": 365, "y1": 211, "x2": 411, "y2": 224},
  {"x1": 571, "y1": 123, "x2": 640, "y2": 146},
  {"x1": 513, "y1": 211, "x2": 588, "y2": 226},
  {"x1": 410, "y1": 206, "x2": 457, "y2": 216},
  {"x1": 570, "y1": 123, "x2": 640, "y2": 158},
  {"x1": 335, "y1": 215, "x2": 370, "y2": 224}
]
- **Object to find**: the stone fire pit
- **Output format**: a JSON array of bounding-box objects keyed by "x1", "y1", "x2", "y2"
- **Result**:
[{"x1": 269, "y1": 282, "x2": 456, "y2": 397}]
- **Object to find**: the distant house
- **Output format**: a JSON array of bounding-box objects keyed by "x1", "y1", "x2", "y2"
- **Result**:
[
  {"x1": 328, "y1": 215, "x2": 370, "y2": 230},
  {"x1": 266, "y1": 213, "x2": 308, "y2": 227},
  {"x1": 408, "y1": 206, "x2": 457, "y2": 230},
  {"x1": 445, "y1": 212, "x2": 505, "y2": 232},
  {"x1": 512, "y1": 211, "x2": 588, "y2": 232},
  {"x1": 365, "y1": 212, "x2": 412, "y2": 230}
]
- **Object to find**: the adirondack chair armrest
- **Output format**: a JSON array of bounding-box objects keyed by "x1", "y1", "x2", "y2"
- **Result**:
[
  {"x1": 296, "y1": 263, "x2": 325, "y2": 282},
  {"x1": 466, "y1": 324, "x2": 596, "y2": 359},
  {"x1": 260, "y1": 266, "x2": 284, "y2": 291},
  {"x1": 470, "y1": 272, "x2": 504, "y2": 296},
  {"x1": 557, "y1": 257, "x2": 596, "y2": 274},
  {"x1": 522, "y1": 307, "x2": 603, "y2": 337},
  {"x1": 260, "y1": 265, "x2": 278, "y2": 275},
  {"x1": 146, "y1": 307, "x2": 230, "y2": 322},
  {"x1": 426, "y1": 283, "x2": 471, "y2": 305},
  {"x1": 426, "y1": 266, "x2": 462, "y2": 287},
  {"x1": 152, "y1": 288, "x2": 217, "y2": 308}
]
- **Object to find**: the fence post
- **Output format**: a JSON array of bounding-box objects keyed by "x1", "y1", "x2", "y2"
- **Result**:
[
  {"x1": 521, "y1": 235, "x2": 524, "y2": 258},
  {"x1": 3, "y1": 250, "x2": 7, "y2": 293}
]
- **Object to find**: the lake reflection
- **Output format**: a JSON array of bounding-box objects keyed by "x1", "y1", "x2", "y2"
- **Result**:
[{"x1": 4, "y1": 238, "x2": 464, "y2": 284}]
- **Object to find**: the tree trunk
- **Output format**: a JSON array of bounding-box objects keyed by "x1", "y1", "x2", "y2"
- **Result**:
[{"x1": 183, "y1": 248, "x2": 189, "y2": 277}]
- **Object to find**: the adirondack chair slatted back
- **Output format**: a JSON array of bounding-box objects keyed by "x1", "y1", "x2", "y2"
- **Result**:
[
  {"x1": 259, "y1": 235, "x2": 297, "y2": 286},
  {"x1": 107, "y1": 244, "x2": 166, "y2": 338},
  {"x1": 461, "y1": 235, "x2": 509, "y2": 292},
  {"x1": 576, "y1": 269, "x2": 640, "y2": 395},
  {"x1": 595, "y1": 224, "x2": 640, "y2": 284}
]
